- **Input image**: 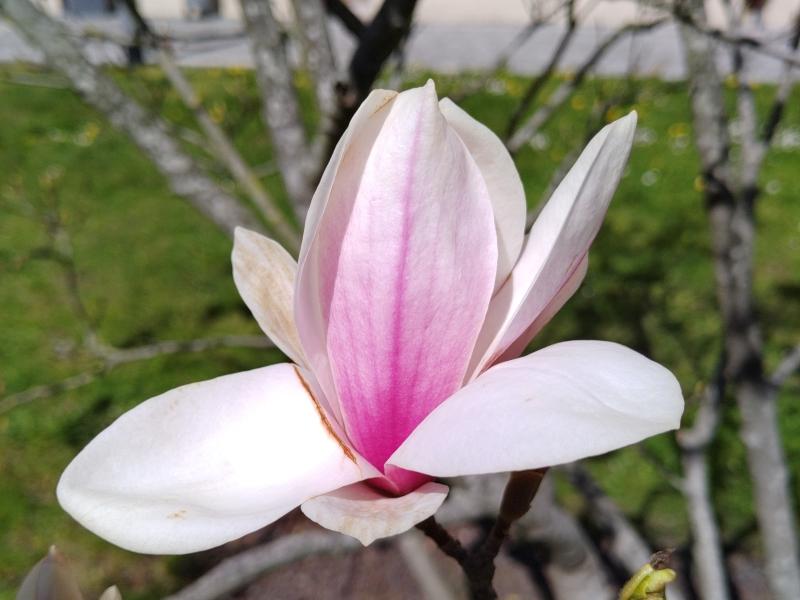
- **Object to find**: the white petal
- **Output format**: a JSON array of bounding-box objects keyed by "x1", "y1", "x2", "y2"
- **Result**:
[
  {"x1": 468, "y1": 113, "x2": 637, "y2": 377},
  {"x1": 439, "y1": 97, "x2": 526, "y2": 291},
  {"x1": 301, "y1": 482, "x2": 449, "y2": 545},
  {"x1": 390, "y1": 341, "x2": 684, "y2": 477},
  {"x1": 495, "y1": 255, "x2": 588, "y2": 363},
  {"x1": 58, "y1": 364, "x2": 376, "y2": 554},
  {"x1": 299, "y1": 89, "x2": 398, "y2": 260},
  {"x1": 232, "y1": 227, "x2": 305, "y2": 366}
]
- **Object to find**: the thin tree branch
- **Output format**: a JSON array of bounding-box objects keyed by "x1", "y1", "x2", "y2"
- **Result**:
[
  {"x1": 505, "y1": 0, "x2": 578, "y2": 139},
  {"x1": 564, "y1": 464, "x2": 689, "y2": 600},
  {"x1": 112, "y1": 1, "x2": 298, "y2": 247},
  {"x1": 771, "y1": 343, "x2": 800, "y2": 387},
  {"x1": 0, "y1": 335, "x2": 274, "y2": 416},
  {"x1": 156, "y1": 50, "x2": 300, "y2": 252},
  {"x1": 416, "y1": 516, "x2": 468, "y2": 564},
  {"x1": 324, "y1": 0, "x2": 365, "y2": 39},
  {"x1": 674, "y1": 6, "x2": 800, "y2": 69},
  {"x1": 506, "y1": 18, "x2": 667, "y2": 154},
  {"x1": 0, "y1": 0, "x2": 263, "y2": 238},
  {"x1": 419, "y1": 470, "x2": 547, "y2": 599},
  {"x1": 677, "y1": 359, "x2": 731, "y2": 600},
  {"x1": 164, "y1": 531, "x2": 361, "y2": 600},
  {"x1": 320, "y1": 0, "x2": 418, "y2": 169},
  {"x1": 240, "y1": 0, "x2": 314, "y2": 219}
]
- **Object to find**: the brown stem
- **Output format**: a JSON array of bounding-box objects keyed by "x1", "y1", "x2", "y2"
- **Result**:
[{"x1": 417, "y1": 469, "x2": 548, "y2": 600}]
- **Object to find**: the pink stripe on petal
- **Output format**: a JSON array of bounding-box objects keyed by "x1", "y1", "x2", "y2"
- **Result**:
[
  {"x1": 296, "y1": 90, "x2": 398, "y2": 426},
  {"x1": 312, "y1": 83, "x2": 497, "y2": 491}
]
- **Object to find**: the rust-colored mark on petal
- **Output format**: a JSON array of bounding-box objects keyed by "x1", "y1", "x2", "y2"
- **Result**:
[
  {"x1": 293, "y1": 366, "x2": 356, "y2": 464},
  {"x1": 167, "y1": 509, "x2": 187, "y2": 520}
]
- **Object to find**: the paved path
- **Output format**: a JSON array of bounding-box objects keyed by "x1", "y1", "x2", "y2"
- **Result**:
[{"x1": 0, "y1": 16, "x2": 792, "y2": 82}]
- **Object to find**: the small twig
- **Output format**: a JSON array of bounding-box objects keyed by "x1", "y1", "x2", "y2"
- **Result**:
[
  {"x1": 418, "y1": 469, "x2": 547, "y2": 599},
  {"x1": 164, "y1": 531, "x2": 361, "y2": 600},
  {"x1": 416, "y1": 516, "x2": 468, "y2": 564},
  {"x1": 771, "y1": 343, "x2": 800, "y2": 387},
  {"x1": 675, "y1": 7, "x2": 800, "y2": 69},
  {"x1": 506, "y1": 18, "x2": 667, "y2": 154},
  {"x1": 0, "y1": 335, "x2": 273, "y2": 416},
  {"x1": 324, "y1": 0, "x2": 365, "y2": 39},
  {"x1": 505, "y1": 0, "x2": 578, "y2": 139}
]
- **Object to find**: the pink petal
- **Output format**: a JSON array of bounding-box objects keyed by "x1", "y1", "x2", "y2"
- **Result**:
[
  {"x1": 467, "y1": 113, "x2": 637, "y2": 378},
  {"x1": 232, "y1": 227, "x2": 306, "y2": 366},
  {"x1": 495, "y1": 254, "x2": 588, "y2": 363},
  {"x1": 301, "y1": 482, "x2": 449, "y2": 545},
  {"x1": 296, "y1": 89, "x2": 398, "y2": 425},
  {"x1": 297, "y1": 82, "x2": 498, "y2": 491},
  {"x1": 439, "y1": 97, "x2": 526, "y2": 291},
  {"x1": 390, "y1": 340, "x2": 684, "y2": 477},
  {"x1": 58, "y1": 364, "x2": 376, "y2": 554}
]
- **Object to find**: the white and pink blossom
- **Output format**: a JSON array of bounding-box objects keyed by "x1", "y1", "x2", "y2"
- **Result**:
[{"x1": 58, "y1": 82, "x2": 684, "y2": 552}]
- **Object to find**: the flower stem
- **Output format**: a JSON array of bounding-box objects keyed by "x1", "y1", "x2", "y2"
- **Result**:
[{"x1": 416, "y1": 468, "x2": 548, "y2": 599}]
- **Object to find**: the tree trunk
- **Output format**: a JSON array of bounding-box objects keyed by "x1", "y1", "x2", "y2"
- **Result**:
[
  {"x1": 679, "y1": 0, "x2": 800, "y2": 596},
  {"x1": 240, "y1": 0, "x2": 313, "y2": 217}
]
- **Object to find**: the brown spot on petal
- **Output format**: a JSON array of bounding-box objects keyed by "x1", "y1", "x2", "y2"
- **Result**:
[
  {"x1": 293, "y1": 366, "x2": 356, "y2": 464},
  {"x1": 168, "y1": 509, "x2": 187, "y2": 519}
]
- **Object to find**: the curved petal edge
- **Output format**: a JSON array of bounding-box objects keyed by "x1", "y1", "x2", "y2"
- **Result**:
[
  {"x1": 301, "y1": 482, "x2": 449, "y2": 546},
  {"x1": 58, "y1": 364, "x2": 373, "y2": 554},
  {"x1": 390, "y1": 340, "x2": 684, "y2": 477}
]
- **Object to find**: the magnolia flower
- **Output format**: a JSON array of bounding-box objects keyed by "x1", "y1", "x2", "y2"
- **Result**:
[{"x1": 58, "y1": 82, "x2": 683, "y2": 553}]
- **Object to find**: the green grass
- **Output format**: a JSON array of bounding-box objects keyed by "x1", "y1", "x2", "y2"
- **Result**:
[{"x1": 1, "y1": 64, "x2": 799, "y2": 597}]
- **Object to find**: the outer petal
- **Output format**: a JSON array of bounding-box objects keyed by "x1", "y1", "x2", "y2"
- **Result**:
[
  {"x1": 390, "y1": 340, "x2": 684, "y2": 477},
  {"x1": 298, "y1": 82, "x2": 498, "y2": 489},
  {"x1": 467, "y1": 113, "x2": 637, "y2": 378},
  {"x1": 439, "y1": 97, "x2": 526, "y2": 291},
  {"x1": 58, "y1": 364, "x2": 375, "y2": 554},
  {"x1": 301, "y1": 482, "x2": 449, "y2": 546},
  {"x1": 495, "y1": 255, "x2": 588, "y2": 363},
  {"x1": 232, "y1": 227, "x2": 305, "y2": 366},
  {"x1": 296, "y1": 88, "x2": 398, "y2": 424},
  {"x1": 299, "y1": 88, "x2": 398, "y2": 258}
]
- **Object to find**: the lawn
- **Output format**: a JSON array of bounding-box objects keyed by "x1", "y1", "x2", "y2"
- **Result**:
[{"x1": 1, "y1": 63, "x2": 799, "y2": 598}]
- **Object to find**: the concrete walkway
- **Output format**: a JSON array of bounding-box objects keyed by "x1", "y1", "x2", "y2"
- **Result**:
[{"x1": 0, "y1": 15, "x2": 793, "y2": 82}]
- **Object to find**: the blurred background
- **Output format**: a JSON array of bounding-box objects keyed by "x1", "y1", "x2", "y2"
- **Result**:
[{"x1": 1, "y1": 0, "x2": 800, "y2": 598}]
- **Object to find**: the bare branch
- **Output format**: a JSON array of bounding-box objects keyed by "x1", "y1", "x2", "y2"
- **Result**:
[
  {"x1": 506, "y1": 18, "x2": 667, "y2": 154},
  {"x1": 771, "y1": 343, "x2": 800, "y2": 387},
  {"x1": 164, "y1": 531, "x2": 360, "y2": 600},
  {"x1": 324, "y1": 0, "x2": 365, "y2": 39},
  {"x1": 505, "y1": 0, "x2": 578, "y2": 139},
  {"x1": 674, "y1": 7, "x2": 800, "y2": 69},
  {"x1": 761, "y1": 14, "x2": 800, "y2": 146},
  {"x1": 679, "y1": 0, "x2": 800, "y2": 595},
  {"x1": 0, "y1": 335, "x2": 273, "y2": 416},
  {"x1": 320, "y1": 0, "x2": 418, "y2": 168},
  {"x1": 156, "y1": 49, "x2": 300, "y2": 252},
  {"x1": 677, "y1": 361, "x2": 730, "y2": 600},
  {"x1": 564, "y1": 464, "x2": 689, "y2": 600},
  {"x1": 0, "y1": 0, "x2": 263, "y2": 238}
]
